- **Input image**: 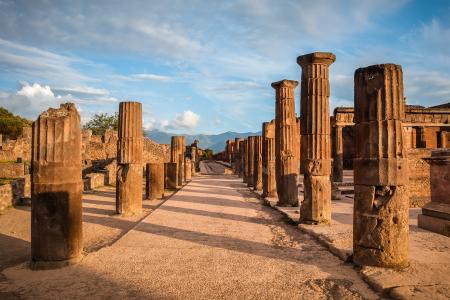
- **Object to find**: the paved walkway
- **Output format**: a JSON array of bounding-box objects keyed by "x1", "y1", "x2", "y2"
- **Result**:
[{"x1": 1, "y1": 162, "x2": 377, "y2": 299}]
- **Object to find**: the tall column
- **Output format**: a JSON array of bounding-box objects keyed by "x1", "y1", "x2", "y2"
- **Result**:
[
  {"x1": 31, "y1": 103, "x2": 83, "y2": 269},
  {"x1": 190, "y1": 145, "x2": 197, "y2": 176},
  {"x1": 353, "y1": 64, "x2": 409, "y2": 268},
  {"x1": 171, "y1": 136, "x2": 185, "y2": 187},
  {"x1": 295, "y1": 116, "x2": 301, "y2": 174},
  {"x1": 262, "y1": 120, "x2": 276, "y2": 198},
  {"x1": 242, "y1": 139, "x2": 248, "y2": 183},
  {"x1": 185, "y1": 158, "x2": 192, "y2": 181},
  {"x1": 237, "y1": 140, "x2": 245, "y2": 178},
  {"x1": 297, "y1": 52, "x2": 335, "y2": 223},
  {"x1": 272, "y1": 79, "x2": 299, "y2": 206},
  {"x1": 253, "y1": 136, "x2": 263, "y2": 191},
  {"x1": 145, "y1": 163, "x2": 164, "y2": 200},
  {"x1": 247, "y1": 136, "x2": 256, "y2": 187},
  {"x1": 117, "y1": 101, "x2": 143, "y2": 215},
  {"x1": 332, "y1": 125, "x2": 344, "y2": 182},
  {"x1": 234, "y1": 138, "x2": 243, "y2": 176}
]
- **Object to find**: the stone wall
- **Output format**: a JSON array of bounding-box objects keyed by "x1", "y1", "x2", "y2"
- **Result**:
[
  {"x1": 0, "y1": 183, "x2": 12, "y2": 213},
  {"x1": 0, "y1": 127, "x2": 32, "y2": 162},
  {"x1": 408, "y1": 148, "x2": 433, "y2": 207},
  {"x1": 0, "y1": 175, "x2": 30, "y2": 213},
  {"x1": 0, "y1": 162, "x2": 26, "y2": 178},
  {"x1": 84, "y1": 173, "x2": 105, "y2": 190}
]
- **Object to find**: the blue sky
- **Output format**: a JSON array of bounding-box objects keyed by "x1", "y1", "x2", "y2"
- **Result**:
[{"x1": 0, "y1": 0, "x2": 449, "y2": 134}]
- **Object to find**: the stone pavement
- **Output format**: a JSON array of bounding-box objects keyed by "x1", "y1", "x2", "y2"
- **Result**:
[
  {"x1": 0, "y1": 161, "x2": 377, "y2": 299},
  {"x1": 262, "y1": 188, "x2": 450, "y2": 299}
]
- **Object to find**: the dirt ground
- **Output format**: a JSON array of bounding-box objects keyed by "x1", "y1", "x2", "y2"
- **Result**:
[{"x1": 0, "y1": 162, "x2": 378, "y2": 299}]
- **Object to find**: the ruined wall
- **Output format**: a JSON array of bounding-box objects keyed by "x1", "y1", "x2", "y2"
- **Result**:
[
  {"x1": 408, "y1": 148, "x2": 432, "y2": 207},
  {"x1": 0, "y1": 127, "x2": 32, "y2": 161},
  {"x1": 0, "y1": 175, "x2": 31, "y2": 213},
  {"x1": 0, "y1": 162, "x2": 26, "y2": 178}
]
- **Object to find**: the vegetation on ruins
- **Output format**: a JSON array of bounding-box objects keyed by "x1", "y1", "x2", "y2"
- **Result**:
[
  {"x1": 84, "y1": 112, "x2": 119, "y2": 135},
  {"x1": 0, "y1": 107, "x2": 32, "y2": 140}
]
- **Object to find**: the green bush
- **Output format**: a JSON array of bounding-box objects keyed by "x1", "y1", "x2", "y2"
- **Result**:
[
  {"x1": 83, "y1": 113, "x2": 118, "y2": 135},
  {"x1": 0, "y1": 107, "x2": 32, "y2": 140}
]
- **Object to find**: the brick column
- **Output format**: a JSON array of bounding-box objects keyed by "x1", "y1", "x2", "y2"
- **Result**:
[
  {"x1": 31, "y1": 103, "x2": 82, "y2": 269},
  {"x1": 272, "y1": 79, "x2": 299, "y2": 206},
  {"x1": 353, "y1": 64, "x2": 409, "y2": 268},
  {"x1": 262, "y1": 120, "x2": 276, "y2": 198},
  {"x1": 253, "y1": 136, "x2": 263, "y2": 191},
  {"x1": 297, "y1": 52, "x2": 335, "y2": 224},
  {"x1": 116, "y1": 101, "x2": 143, "y2": 215},
  {"x1": 145, "y1": 163, "x2": 164, "y2": 200}
]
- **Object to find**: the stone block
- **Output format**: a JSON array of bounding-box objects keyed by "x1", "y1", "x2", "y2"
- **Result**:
[
  {"x1": 300, "y1": 175, "x2": 331, "y2": 223},
  {"x1": 353, "y1": 158, "x2": 408, "y2": 186},
  {"x1": 0, "y1": 162, "x2": 25, "y2": 178}
]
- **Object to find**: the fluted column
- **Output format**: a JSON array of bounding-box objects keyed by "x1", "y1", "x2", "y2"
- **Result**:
[
  {"x1": 171, "y1": 136, "x2": 185, "y2": 187},
  {"x1": 242, "y1": 139, "x2": 248, "y2": 183},
  {"x1": 234, "y1": 138, "x2": 243, "y2": 176},
  {"x1": 145, "y1": 163, "x2": 164, "y2": 200},
  {"x1": 297, "y1": 52, "x2": 335, "y2": 224},
  {"x1": 332, "y1": 125, "x2": 344, "y2": 182},
  {"x1": 253, "y1": 136, "x2": 263, "y2": 191},
  {"x1": 116, "y1": 101, "x2": 143, "y2": 215},
  {"x1": 272, "y1": 80, "x2": 299, "y2": 206},
  {"x1": 31, "y1": 103, "x2": 82, "y2": 269},
  {"x1": 246, "y1": 136, "x2": 256, "y2": 187},
  {"x1": 353, "y1": 64, "x2": 409, "y2": 268},
  {"x1": 190, "y1": 145, "x2": 197, "y2": 176},
  {"x1": 262, "y1": 120, "x2": 276, "y2": 198}
]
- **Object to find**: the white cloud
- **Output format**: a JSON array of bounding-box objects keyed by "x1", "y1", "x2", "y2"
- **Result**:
[
  {"x1": 161, "y1": 110, "x2": 200, "y2": 131},
  {"x1": 131, "y1": 73, "x2": 173, "y2": 82}
]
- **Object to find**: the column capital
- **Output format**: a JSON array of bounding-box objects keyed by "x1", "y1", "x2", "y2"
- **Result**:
[
  {"x1": 297, "y1": 52, "x2": 336, "y2": 67},
  {"x1": 271, "y1": 79, "x2": 298, "y2": 89}
]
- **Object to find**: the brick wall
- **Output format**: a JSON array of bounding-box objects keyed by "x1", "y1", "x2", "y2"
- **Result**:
[{"x1": 408, "y1": 148, "x2": 433, "y2": 207}]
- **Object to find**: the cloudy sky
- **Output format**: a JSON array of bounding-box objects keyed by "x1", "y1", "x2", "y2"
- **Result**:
[{"x1": 0, "y1": 0, "x2": 449, "y2": 134}]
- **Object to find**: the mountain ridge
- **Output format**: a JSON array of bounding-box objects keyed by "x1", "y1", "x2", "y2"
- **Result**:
[{"x1": 145, "y1": 129, "x2": 261, "y2": 153}]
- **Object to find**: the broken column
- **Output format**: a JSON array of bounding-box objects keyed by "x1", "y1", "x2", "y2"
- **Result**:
[
  {"x1": 262, "y1": 120, "x2": 276, "y2": 198},
  {"x1": 242, "y1": 139, "x2": 248, "y2": 183},
  {"x1": 116, "y1": 101, "x2": 143, "y2": 215},
  {"x1": 353, "y1": 64, "x2": 409, "y2": 268},
  {"x1": 31, "y1": 103, "x2": 83, "y2": 269},
  {"x1": 297, "y1": 52, "x2": 335, "y2": 223},
  {"x1": 165, "y1": 162, "x2": 178, "y2": 189},
  {"x1": 145, "y1": 163, "x2": 164, "y2": 200},
  {"x1": 247, "y1": 136, "x2": 256, "y2": 187},
  {"x1": 272, "y1": 79, "x2": 299, "y2": 206},
  {"x1": 185, "y1": 158, "x2": 192, "y2": 181},
  {"x1": 253, "y1": 136, "x2": 263, "y2": 191},
  {"x1": 171, "y1": 136, "x2": 185, "y2": 187}
]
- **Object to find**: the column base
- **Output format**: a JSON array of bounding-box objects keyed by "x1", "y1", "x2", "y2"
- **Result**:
[{"x1": 30, "y1": 255, "x2": 82, "y2": 270}]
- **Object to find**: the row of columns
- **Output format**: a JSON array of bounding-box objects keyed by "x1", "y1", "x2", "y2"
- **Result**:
[
  {"x1": 236, "y1": 53, "x2": 409, "y2": 268},
  {"x1": 30, "y1": 101, "x2": 194, "y2": 269}
]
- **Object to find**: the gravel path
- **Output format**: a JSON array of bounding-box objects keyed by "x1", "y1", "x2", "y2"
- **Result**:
[{"x1": 0, "y1": 162, "x2": 378, "y2": 299}]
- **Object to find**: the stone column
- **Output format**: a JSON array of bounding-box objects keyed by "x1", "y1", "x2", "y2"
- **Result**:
[
  {"x1": 190, "y1": 145, "x2": 197, "y2": 176},
  {"x1": 145, "y1": 163, "x2": 164, "y2": 200},
  {"x1": 185, "y1": 158, "x2": 192, "y2": 181},
  {"x1": 253, "y1": 136, "x2": 263, "y2": 191},
  {"x1": 295, "y1": 117, "x2": 301, "y2": 174},
  {"x1": 272, "y1": 79, "x2": 299, "y2": 206},
  {"x1": 439, "y1": 131, "x2": 447, "y2": 148},
  {"x1": 262, "y1": 120, "x2": 276, "y2": 198},
  {"x1": 242, "y1": 139, "x2": 248, "y2": 183},
  {"x1": 247, "y1": 136, "x2": 256, "y2": 187},
  {"x1": 116, "y1": 102, "x2": 143, "y2": 216},
  {"x1": 171, "y1": 136, "x2": 185, "y2": 187},
  {"x1": 353, "y1": 64, "x2": 409, "y2": 268},
  {"x1": 297, "y1": 52, "x2": 335, "y2": 223},
  {"x1": 238, "y1": 140, "x2": 245, "y2": 178},
  {"x1": 31, "y1": 103, "x2": 82, "y2": 269},
  {"x1": 165, "y1": 162, "x2": 178, "y2": 189},
  {"x1": 234, "y1": 138, "x2": 243, "y2": 176},
  {"x1": 332, "y1": 125, "x2": 344, "y2": 182}
]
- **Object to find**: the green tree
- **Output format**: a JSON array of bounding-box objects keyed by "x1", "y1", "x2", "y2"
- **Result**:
[
  {"x1": 0, "y1": 107, "x2": 32, "y2": 140},
  {"x1": 83, "y1": 113, "x2": 118, "y2": 135}
]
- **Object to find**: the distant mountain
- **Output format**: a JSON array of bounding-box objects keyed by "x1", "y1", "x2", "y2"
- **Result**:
[{"x1": 145, "y1": 129, "x2": 261, "y2": 153}]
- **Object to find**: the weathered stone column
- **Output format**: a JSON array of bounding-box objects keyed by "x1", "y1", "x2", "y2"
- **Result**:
[
  {"x1": 171, "y1": 136, "x2": 185, "y2": 187},
  {"x1": 247, "y1": 136, "x2": 256, "y2": 187},
  {"x1": 297, "y1": 52, "x2": 335, "y2": 223},
  {"x1": 190, "y1": 144, "x2": 197, "y2": 176},
  {"x1": 272, "y1": 80, "x2": 299, "y2": 206},
  {"x1": 234, "y1": 138, "x2": 243, "y2": 176},
  {"x1": 353, "y1": 64, "x2": 409, "y2": 268},
  {"x1": 237, "y1": 140, "x2": 245, "y2": 178},
  {"x1": 31, "y1": 103, "x2": 83, "y2": 269},
  {"x1": 145, "y1": 163, "x2": 164, "y2": 200},
  {"x1": 332, "y1": 124, "x2": 344, "y2": 182},
  {"x1": 295, "y1": 117, "x2": 301, "y2": 174},
  {"x1": 116, "y1": 101, "x2": 143, "y2": 215},
  {"x1": 185, "y1": 158, "x2": 192, "y2": 181},
  {"x1": 262, "y1": 120, "x2": 276, "y2": 198},
  {"x1": 253, "y1": 136, "x2": 263, "y2": 191},
  {"x1": 439, "y1": 131, "x2": 447, "y2": 148},
  {"x1": 242, "y1": 139, "x2": 248, "y2": 183},
  {"x1": 165, "y1": 162, "x2": 178, "y2": 189}
]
